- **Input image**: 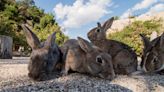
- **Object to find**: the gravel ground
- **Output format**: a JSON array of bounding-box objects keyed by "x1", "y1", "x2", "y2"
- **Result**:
[{"x1": 0, "y1": 58, "x2": 164, "y2": 92}]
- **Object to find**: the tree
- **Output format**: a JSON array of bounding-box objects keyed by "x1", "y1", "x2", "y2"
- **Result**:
[
  {"x1": 114, "y1": 16, "x2": 119, "y2": 20},
  {"x1": 0, "y1": 0, "x2": 6, "y2": 11},
  {"x1": 0, "y1": 0, "x2": 68, "y2": 53},
  {"x1": 17, "y1": 0, "x2": 35, "y2": 6},
  {"x1": 40, "y1": 14, "x2": 54, "y2": 28}
]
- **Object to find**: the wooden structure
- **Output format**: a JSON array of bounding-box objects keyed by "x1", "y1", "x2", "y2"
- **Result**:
[{"x1": 0, "y1": 35, "x2": 13, "y2": 59}]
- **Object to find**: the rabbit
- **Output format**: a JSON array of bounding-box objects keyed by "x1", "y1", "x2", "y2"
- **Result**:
[
  {"x1": 21, "y1": 24, "x2": 62, "y2": 81},
  {"x1": 87, "y1": 17, "x2": 138, "y2": 75},
  {"x1": 60, "y1": 37, "x2": 115, "y2": 80},
  {"x1": 140, "y1": 33, "x2": 164, "y2": 74}
]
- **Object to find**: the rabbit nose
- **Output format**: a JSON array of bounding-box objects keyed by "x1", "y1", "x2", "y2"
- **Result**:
[
  {"x1": 107, "y1": 74, "x2": 116, "y2": 80},
  {"x1": 108, "y1": 71, "x2": 116, "y2": 80}
]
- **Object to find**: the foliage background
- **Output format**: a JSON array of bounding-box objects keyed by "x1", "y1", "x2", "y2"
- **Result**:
[
  {"x1": 0, "y1": 0, "x2": 68, "y2": 52},
  {"x1": 108, "y1": 18, "x2": 163, "y2": 56}
]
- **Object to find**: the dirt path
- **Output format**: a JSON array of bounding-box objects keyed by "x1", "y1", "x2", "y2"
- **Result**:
[{"x1": 0, "y1": 58, "x2": 164, "y2": 92}]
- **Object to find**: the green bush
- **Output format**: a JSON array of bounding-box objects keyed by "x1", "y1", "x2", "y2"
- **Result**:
[
  {"x1": 0, "y1": 0, "x2": 68, "y2": 53},
  {"x1": 33, "y1": 23, "x2": 69, "y2": 46},
  {"x1": 40, "y1": 14, "x2": 54, "y2": 29},
  {"x1": 108, "y1": 19, "x2": 163, "y2": 56}
]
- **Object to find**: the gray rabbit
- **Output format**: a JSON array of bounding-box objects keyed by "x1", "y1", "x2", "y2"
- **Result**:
[
  {"x1": 21, "y1": 24, "x2": 62, "y2": 81},
  {"x1": 60, "y1": 37, "x2": 115, "y2": 80},
  {"x1": 87, "y1": 17, "x2": 138, "y2": 75},
  {"x1": 140, "y1": 33, "x2": 164, "y2": 74}
]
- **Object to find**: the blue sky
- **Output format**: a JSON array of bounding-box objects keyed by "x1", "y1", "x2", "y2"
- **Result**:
[{"x1": 34, "y1": 0, "x2": 164, "y2": 39}]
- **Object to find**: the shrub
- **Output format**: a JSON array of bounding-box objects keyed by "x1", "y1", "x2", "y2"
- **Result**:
[
  {"x1": 0, "y1": 0, "x2": 69, "y2": 54},
  {"x1": 108, "y1": 19, "x2": 163, "y2": 56}
]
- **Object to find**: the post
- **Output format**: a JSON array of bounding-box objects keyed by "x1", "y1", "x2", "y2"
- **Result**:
[{"x1": 0, "y1": 35, "x2": 13, "y2": 59}]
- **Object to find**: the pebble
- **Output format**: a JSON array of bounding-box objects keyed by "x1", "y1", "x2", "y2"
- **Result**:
[{"x1": 0, "y1": 60, "x2": 164, "y2": 92}]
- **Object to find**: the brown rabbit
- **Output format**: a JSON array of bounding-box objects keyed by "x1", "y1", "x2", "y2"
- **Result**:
[
  {"x1": 21, "y1": 24, "x2": 62, "y2": 81},
  {"x1": 60, "y1": 37, "x2": 115, "y2": 80},
  {"x1": 87, "y1": 17, "x2": 138, "y2": 75},
  {"x1": 140, "y1": 33, "x2": 164, "y2": 74}
]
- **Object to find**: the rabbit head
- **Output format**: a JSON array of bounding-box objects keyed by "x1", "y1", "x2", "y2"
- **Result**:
[
  {"x1": 140, "y1": 33, "x2": 164, "y2": 73},
  {"x1": 89, "y1": 52, "x2": 115, "y2": 80},
  {"x1": 63, "y1": 37, "x2": 115, "y2": 80},
  {"x1": 78, "y1": 37, "x2": 115, "y2": 79},
  {"x1": 22, "y1": 24, "x2": 61, "y2": 81},
  {"x1": 87, "y1": 17, "x2": 114, "y2": 42}
]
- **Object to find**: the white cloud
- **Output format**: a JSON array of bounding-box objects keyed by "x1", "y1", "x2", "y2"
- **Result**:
[
  {"x1": 54, "y1": 0, "x2": 112, "y2": 29},
  {"x1": 138, "y1": 3, "x2": 164, "y2": 18},
  {"x1": 132, "y1": 0, "x2": 158, "y2": 11},
  {"x1": 121, "y1": 0, "x2": 162, "y2": 19},
  {"x1": 147, "y1": 3, "x2": 164, "y2": 14}
]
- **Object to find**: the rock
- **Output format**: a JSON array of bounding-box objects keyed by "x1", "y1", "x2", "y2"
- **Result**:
[
  {"x1": 0, "y1": 35, "x2": 13, "y2": 59},
  {"x1": 150, "y1": 31, "x2": 157, "y2": 41}
]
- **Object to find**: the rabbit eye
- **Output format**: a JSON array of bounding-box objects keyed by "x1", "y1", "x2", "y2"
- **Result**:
[
  {"x1": 96, "y1": 57, "x2": 102, "y2": 64},
  {"x1": 96, "y1": 29, "x2": 100, "y2": 32},
  {"x1": 153, "y1": 58, "x2": 158, "y2": 63}
]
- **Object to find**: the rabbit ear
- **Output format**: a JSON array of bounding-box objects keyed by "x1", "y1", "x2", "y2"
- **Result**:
[
  {"x1": 160, "y1": 32, "x2": 164, "y2": 50},
  {"x1": 140, "y1": 34, "x2": 151, "y2": 49},
  {"x1": 97, "y1": 22, "x2": 101, "y2": 28},
  {"x1": 102, "y1": 17, "x2": 114, "y2": 31},
  {"x1": 21, "y1": 24, "x2": 41, "y2": 49},
  {"x1": 44, "y1": 32, "x2": 56, "y2": 49},
  {"x1": 77, "y1": 37, "x2": 93, "y2": 53}
]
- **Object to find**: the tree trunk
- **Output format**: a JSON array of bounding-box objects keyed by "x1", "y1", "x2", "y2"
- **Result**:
[{"x1": 0, "y1": 35, "x2": 13, "y2": 59}]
